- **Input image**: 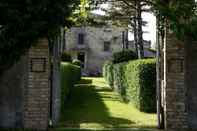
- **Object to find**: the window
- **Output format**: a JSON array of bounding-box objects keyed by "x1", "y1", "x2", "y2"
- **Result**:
[
  {"x1": 104, "y1": 41, "x2": 111, "y2": 51},
  {"x1": 78, "y1": 33, "x2": 84, "y2": 45}
]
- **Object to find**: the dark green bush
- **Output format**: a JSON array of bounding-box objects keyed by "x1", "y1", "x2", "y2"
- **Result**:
[
  {"x1": 113, "y1": 63, "x2": 127, "y2": 100},
  {"x1": 103, "y1": 61, "x2": 114, "y2": 88},
  {"x1": 60, "y1": 62, "x2": 81, "y2": 115},
  {"x1": 61, "y1": 52, "x2": 72, "y2": 62},
  {"x1": 112, "y1": 50, "x2": 137, "y2": 64},
  {"x1": 72, "y1": 59, "x2": 81, "y2": 66},
  {"x1": 103, "y1": 61, "x2": 108, "y2": 79},
  {"x1": 125, "y1": 59, "x2": 156, "y2": 112}
]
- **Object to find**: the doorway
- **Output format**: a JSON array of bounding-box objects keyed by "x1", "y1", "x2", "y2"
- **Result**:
[{"x1": 77, "y1": 52, "x2": 85, "y2": 68}]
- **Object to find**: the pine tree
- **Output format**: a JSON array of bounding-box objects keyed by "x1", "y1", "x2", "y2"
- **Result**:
[{"x1": 92, "y1": 0, "x2": 152, "y2": 58}]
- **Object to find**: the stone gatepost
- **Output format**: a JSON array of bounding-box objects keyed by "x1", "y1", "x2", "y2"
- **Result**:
[
  {"x1": 24, "y1": 38, "x2": 50, "y2": 130},
  {"x1": 185, "y1": 38, "x2": 197, "y2": 130},
  {"x1": 163, "y1": 27, "x2": 188, "y2": 130}
]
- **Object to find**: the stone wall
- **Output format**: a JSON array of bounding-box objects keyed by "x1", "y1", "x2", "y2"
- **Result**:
[
  {"x1": 24, "y1": 38, "x2": 50, "y2": 130},
  {"x1": 162, "y1": 25, "x2": 197, "y2": 130},
  {"x1": 163, "y1": 28, "x2": 188, "y2": 130},
  {"x1": 185, "y1": 39, "x2": 197, "y2": 130},
  {"x1": 0, "y1": 38, "x2": 51, "y2": 130},
  {"x1": 0, "y1": 55, "x2": 28, "y2": 128}
]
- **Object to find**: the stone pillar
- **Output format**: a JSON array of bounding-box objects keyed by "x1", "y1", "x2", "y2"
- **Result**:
[
  {"x1": 51, "y1": 37, "x2": 61, "y2": 126},
  {"x1": 163, "y1": 28, "x2": 188, "y2": 130},
  {"x1": 24, "y1": 38, "x2": 50, "y2": 130},
  {"x1": 185, "y1": 39, "x2": 197, "y2": 130}
]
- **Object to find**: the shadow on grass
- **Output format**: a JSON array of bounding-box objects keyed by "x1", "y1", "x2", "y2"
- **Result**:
[
  {"x1": 77, "y1": 79, "x2": 92, "y2": 85},
  {"x1": 52, "y1": 129, "x2": 162, "y2": 131},
  {"x1": 59, "y1": 78, "x2": 134, "y2": 129},
  {"x1": 94, "y1": 88, "x2": 112, "y2": 92}
]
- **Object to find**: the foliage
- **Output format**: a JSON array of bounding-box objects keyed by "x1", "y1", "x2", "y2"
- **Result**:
[
  {"x1": 69, "y1": 0, "x2": 89, "y2": 25},
  {"x1": 102, "y1": 61, "x2": 114, "y2": 88},
  {"x1": 61, "y1": 52, "x2": 72, "y2": 62},
  {"x1": 125, "y1": 59, "x2": 156, "y2": 113},
  {"x1": 112, "y1": 63, "x2": 127, "y2": 100},
  {"x1": 112, "y1": 50, "x2": 138, "y2": 64},
  {"x1": 69, "y1": 0, "x2": 108, "y2": 26},
  {"x1": 105, "y1": 0, "x2": 135, "y2": 27},
  {"x1": 103, "y1": 59, "x2": 156, "y2": 113},
  {"x1": 153, "y1": 0, "x2": 197, "y2": 40},
  {"x1": 0, "y1": 0, "x2": 80, "y2": 72},
  {"x1": 60, "y1": 62, "x2": 81, "y2": 116},
  {"x1": 91, "y1": 0, "x2": 152, "y2": 58},
  {"x1": 92, "y1": 0, "x2": 150, "y2": 26},
  {"x1": 72, "y1": 59, "x2": 81, "y2": 66}
]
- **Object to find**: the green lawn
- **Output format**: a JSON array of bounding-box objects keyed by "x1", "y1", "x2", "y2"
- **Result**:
[{"x1": 57, "y1": 77, "x2": 157, "y2": 130}]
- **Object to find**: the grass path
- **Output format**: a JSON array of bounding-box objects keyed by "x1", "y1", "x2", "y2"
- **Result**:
[{"x1": 58, "y1": 77, "x2": 157, "y2": 130}]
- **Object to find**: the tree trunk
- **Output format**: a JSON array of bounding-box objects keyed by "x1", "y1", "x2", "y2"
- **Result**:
[
  {"x1": 122, "y1": 31, "x2": 125, "y2": 50},
  {"x1": 125, "y1": 29, "x2": 129, "y2": 49},
  {"x1": 133, "y1": 0, "x2": 138, "y2": 57},
  {"x1": 156, "y1": 15, "x2": 161, "y2": 129},
  {"x1": 156, "y1": 15, "x2": 165, "y2": 129},
  {"x1": 136, "y1": 1, "x2": 144, "y2": 59},
  {"x1": 133, "y1": 19, "x2": 138, "y2": 55}
]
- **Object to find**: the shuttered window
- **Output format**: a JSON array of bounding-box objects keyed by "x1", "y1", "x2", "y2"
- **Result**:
[
  {"x1": 104, "y1": 41, "x2": 111, "y2": 51},
  {"x1": 78, "y1": 33, "x2": 84, "y2": 45}
]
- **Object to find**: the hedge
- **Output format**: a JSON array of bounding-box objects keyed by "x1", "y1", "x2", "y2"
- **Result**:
[
  {"x1": 112, "y1": 50, "x2": 137, "y2": 64},
  {"x1": 103, "y1": 59, "x2": 156, "y2": 113},
  {"x1": 125, "y1": 59, "x2": 156, "y2": 112},
  {"x1": 61, "y1": 52, "x2": 72, "y2": 62},
  {"x1": 103, "y1": 61, "x2": 114, "y2": 88},
  {"x1": 112, "y1": 63, "x2": 127, "y2": 100},
  {"x1": 72, "y1": 59, "x2": 81, "y2": 67},
  {"x1": 60, "y1": 62, "x2": 81, "y2": 115}
]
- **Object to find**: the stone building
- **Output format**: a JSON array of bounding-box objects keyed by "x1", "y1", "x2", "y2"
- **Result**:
[
  {"x1": 65, "y1": 26, "x2": 156, "y2": 76},
  {"x1": 65, "y1": 26, "x2": 126, "y2": 75}
]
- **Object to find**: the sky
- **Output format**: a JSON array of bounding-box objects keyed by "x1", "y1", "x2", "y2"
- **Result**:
[
  {"x1": 129, "y1": 12, "x2": 156, "y2": 47},
  {"x1": 92, "y1": 4, "x2": 157, "y2": 48}
]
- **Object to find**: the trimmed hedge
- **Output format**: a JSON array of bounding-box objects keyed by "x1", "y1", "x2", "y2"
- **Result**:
[
  {"x1": 61, "y1": 52, "x2": 72, "y2": 62},
  {"x1": 60, "y1": 62, "x2": 81, "y2": 115},
  {"x1": 113, "y1": 63, "x2": 127, "y2": 100},
  {"x1": 103, "y1": 59, "x2": 156, "y2": 113},
  {"x1": 125, "y1": 59, "x2": 156, "y2": 112},
  {"x1": 72, "y1": 59, "x2": 81, "y2": 66},
  {"x1": 103, "y1": 61, "x2": 114, "y2": 88},
  {"x1": 112, "y1": 50, "x2": 137, "y2": 64}
]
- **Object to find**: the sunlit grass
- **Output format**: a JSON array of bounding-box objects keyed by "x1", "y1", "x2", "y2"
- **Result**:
[{"x1": 57, "y1": 77, "x2": 157, "y2": 130}]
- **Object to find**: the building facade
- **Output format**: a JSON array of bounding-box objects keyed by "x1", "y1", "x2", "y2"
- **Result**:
[{"x1": 65, "y1": 26, "x2": 125, "y2": 75}]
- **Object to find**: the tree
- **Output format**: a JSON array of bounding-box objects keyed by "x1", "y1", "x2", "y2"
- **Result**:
[
  {"x1": 69, "y1": 0, "x2": 108, "y2": 26},
  {"x1": 152, "y1": 0, "x2": 197, "y2": 40},
  {"x1": 133, "y1": 0, "x2": 152, "y2": 58},
  {"x1": 92, "y1": 0, "x2": 152, "y2": 58},
  {"x1": 0, "y1": 0, "x2": 80, "y2": 73},
  {"x1": 69, "y1": 0, "x2": 90, "y2": 25}
]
